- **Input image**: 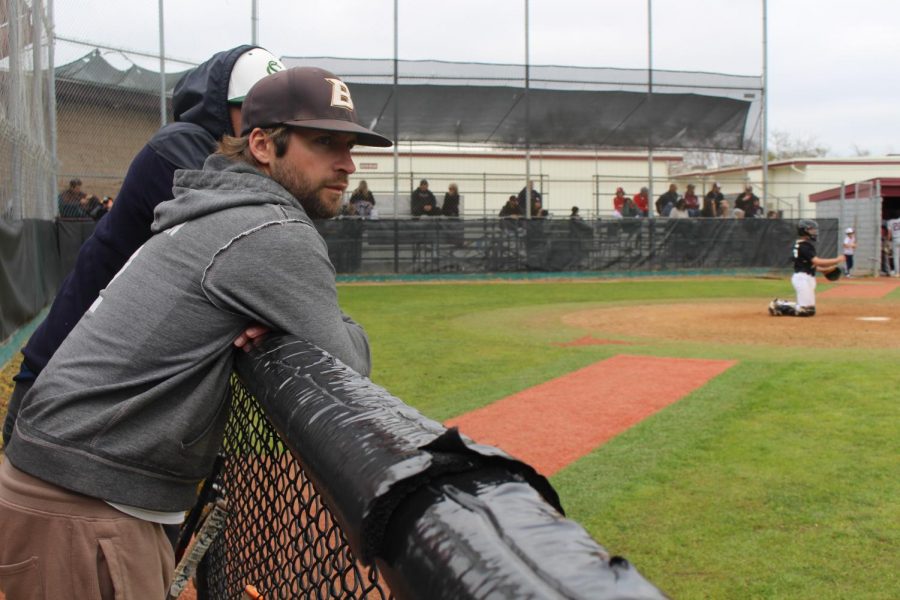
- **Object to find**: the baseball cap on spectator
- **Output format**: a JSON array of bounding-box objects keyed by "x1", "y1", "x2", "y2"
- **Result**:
[
  {"x1": 845, "y1": 227, "x2": 854, "y2": 234},
  {"x1": 240, "y1": 66, "x2": 393, "y2": 147},
  {"x1": 420, "y1": 179, "x2": 428, "y2": 185},
  {"x1": 227, "y1": 48, "x2": 285, "y2": 104}
]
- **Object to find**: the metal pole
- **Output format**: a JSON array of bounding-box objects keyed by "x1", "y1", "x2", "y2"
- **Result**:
[
  {"x1": 31, "y1": 0, "x2": 45, "y2": 136},
  {"x1": 9, "y1": 0, "x2": 23, "y2": 218},
  {"x1": 646, "y1": 0, "x2": 654, "y2": 213},
  {"x1": 874, "y1": 179, "x2": 882, "y2": 277},
  {"x1": 482, "y1": 172, "x2": 487, "y2": 218},
  {"x1": 48, "y1": 0, "x2": 58, "y2": 209},
  {"x1": 158, "y1": 0, "x2": 167, "y2": 127},
  {"x1": 392, "y1": 0, "x2": 399, "y2": 219},
  {"x1": 251, "y1": 0, "x2": 259, "y2": 45},
  {"x1": 839, "y1": 180, "x2": 845, "y2": 237},
  {"x1": 524, "y1": 0, "x2": 532, "y2": 219},
  {"x1": 761, "y1": 0, "x2": 769, "y2": 210}
]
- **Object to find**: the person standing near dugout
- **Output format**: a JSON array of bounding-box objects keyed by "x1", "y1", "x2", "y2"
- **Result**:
[
  {"x1": 842, "y1": 227, "x2": 857, "y2": 277},
  {"x1": 888, "y1": 214, "x2": 900, "y2": 276},
  {"x1": 769, "y1": 219, "x2": 844, "y2": 317}
]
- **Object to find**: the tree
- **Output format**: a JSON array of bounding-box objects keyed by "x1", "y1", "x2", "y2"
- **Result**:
[{"x1": 767, "y1": 129, "x2": 829, "y2": 160}]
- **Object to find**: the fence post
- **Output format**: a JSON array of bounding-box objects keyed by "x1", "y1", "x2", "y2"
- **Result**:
[
  {"x1": 839, "y1": 180, "x2": 845, "y2": 237},
  {"x1": 482, "y1": 172, "x2": 487, "y2": 218},
  {"x1": 393, "y1": 218, "x2": 400, "y2": 274}
]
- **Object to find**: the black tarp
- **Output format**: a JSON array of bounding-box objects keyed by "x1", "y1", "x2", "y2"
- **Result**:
[
  {"x1": 0, "y1": 220, "x2": 63, "y2": 340},
  {"x1": 284, "y1": 57, "x2": 762, "y2": 151},
  {"x1": 51, "y1": 52, "x2": 761, "y2": 151}
]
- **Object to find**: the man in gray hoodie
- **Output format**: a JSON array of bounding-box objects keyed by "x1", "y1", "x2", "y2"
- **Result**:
[{"x1": 0, "y1": 66, "x2": 392, "y2": 598}]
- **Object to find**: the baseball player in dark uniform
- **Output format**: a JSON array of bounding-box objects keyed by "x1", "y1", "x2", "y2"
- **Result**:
[{"x1": 769, "y1": 219, "x2": 844, "y2": 317}]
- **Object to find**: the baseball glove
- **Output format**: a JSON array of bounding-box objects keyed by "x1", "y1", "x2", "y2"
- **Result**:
[{"x1": 824, "y1": 268, "x2": 842, "y2": 282}]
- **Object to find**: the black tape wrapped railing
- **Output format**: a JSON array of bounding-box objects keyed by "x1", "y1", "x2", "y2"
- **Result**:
[{"x1": 207, "y1": 334, "x2": 666, "y2": 599}]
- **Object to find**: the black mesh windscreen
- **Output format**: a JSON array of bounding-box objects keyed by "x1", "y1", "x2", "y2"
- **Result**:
[
  {"x1": 198, "y1": 375, "x2": 392, "y2": 599},
  {"x1": 315, "y1": 218, "x2": 839, "y2": 276}
]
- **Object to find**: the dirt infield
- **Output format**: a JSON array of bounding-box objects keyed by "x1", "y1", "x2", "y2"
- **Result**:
[{"x1": 561, "y1": 299, "x2": 900, "y2": 349}]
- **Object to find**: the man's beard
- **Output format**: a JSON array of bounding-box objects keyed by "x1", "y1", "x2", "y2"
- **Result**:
[{"x1": 270, "y1": 160, "x2": 345, "y2": 219}]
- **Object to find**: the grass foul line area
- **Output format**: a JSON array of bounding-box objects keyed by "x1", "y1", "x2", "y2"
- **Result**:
[{"x1": 447, "y1": 354, "x2": 737, "y2": 476}]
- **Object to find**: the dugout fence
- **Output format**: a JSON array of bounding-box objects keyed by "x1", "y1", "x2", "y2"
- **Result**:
[{"x1": 194, "y1": 335, "x2": 666, "y2": 599}]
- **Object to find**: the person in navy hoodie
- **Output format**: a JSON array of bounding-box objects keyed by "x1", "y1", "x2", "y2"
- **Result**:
[{"x1": 3, "y1": 45, "x2": 284, "y2": 446}]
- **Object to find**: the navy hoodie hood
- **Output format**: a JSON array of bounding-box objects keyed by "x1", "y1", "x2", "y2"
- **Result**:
[{"x1": 173, "y1": 44, "x2": 260, "y2": 140}]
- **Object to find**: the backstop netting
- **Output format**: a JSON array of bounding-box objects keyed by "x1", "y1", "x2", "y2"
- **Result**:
[
  {"x1": 1, "y1": 0, "x2": 55, "y2": 220},
  {"x1": 316, "y1": 217, "x2": 839, "y2": 276}
]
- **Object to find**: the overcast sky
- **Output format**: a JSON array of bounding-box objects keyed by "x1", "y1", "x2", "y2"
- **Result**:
[{"x1": 54, "y1": 0, "x2": 900, "y2": 157}]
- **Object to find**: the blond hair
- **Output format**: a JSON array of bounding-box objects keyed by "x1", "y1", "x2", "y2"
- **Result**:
[{"x1": 216, "y1": 126, "x2": 292, "y2": 166}]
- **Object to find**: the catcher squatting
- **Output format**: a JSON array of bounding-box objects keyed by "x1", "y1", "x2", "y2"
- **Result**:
[{"x1": 769, "y1": 219, "x2": 845, "y2": 317}]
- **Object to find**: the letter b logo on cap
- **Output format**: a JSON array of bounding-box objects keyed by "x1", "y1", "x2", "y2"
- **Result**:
[{"x1": 325, "y1": 78, "x2": 354, "y2": 111}]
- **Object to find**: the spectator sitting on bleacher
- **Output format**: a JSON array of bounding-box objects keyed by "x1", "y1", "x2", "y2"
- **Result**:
[
  {"x1": 80, "y1": 194, "x2": 107, "y2": 221},
  {"x1": 499, "y1": 195, "x2": 522, "y2": 218},
  {"x1": 411, "y1": 179, "x2": 440, "y2": 217},
  {"x1": 442, "y1": 183, "x2": 461, "y2": 216},
  {"x1": 745, "y1": 196, "x2": 763, "y2": 218},
  {"x1": 633, "y1": 187, "x2": 650, "y2": 217},
  {"x1": 612, "y1": 187, "x2": 629, "y2": 214},
  {"x1": 655, "y1": 183, "x2": 679, "y2": 217},
  {"x1": 702, "y1": 182, "x2": 723, "y2": 217},
  {"x1": 517, "y1": 180, "x2": 542, "y2": 216},
  {"x1": 734, "y1": 183, "x2": 759, "y2": 214},
  {"x1": 57, "y1": 178, "x2": 89, "y2": 219},
  {"x1": 683, "y1": 183, "x2": 700, "y2": 216},
  {"x1": 349, "y1": 180, "x2": 376, "y2": 217},
  {"x1": 718, "y1": 199, "x2": 731, "y2": 218},
  {"x1": 669, "y1": 198, "x2": 690, "y2": 219}
]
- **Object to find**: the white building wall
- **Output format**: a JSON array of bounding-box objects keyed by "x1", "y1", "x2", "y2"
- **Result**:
[
  {"x1": 350, "y1": 149, "x2": 681, "y2": 218},
  {"x1": 674, "y1": 159, "x2": 900, "y2": 219}
]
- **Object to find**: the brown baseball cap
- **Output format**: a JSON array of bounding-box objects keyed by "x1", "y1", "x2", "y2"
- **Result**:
[{"x1": 240, "y1": 66, "x2": 392, "y2": 147}]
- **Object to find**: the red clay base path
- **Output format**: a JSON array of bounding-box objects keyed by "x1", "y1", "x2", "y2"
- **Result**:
[
  {"x1": 447, "y1": 354, "x2": 736, "y2": 476},
  {"x1": 819, "y1": 279, "x2": 900, "y2": 299}
]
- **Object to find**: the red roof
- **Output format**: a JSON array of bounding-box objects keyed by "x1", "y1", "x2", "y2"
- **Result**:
[{"x1": 809, "y1": 178, "x2": 900, "y2": 203}]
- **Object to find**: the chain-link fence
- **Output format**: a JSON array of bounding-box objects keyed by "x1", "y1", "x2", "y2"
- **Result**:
[
  {"x1": 199, "y1": 374, "x2": 391, "y2": 599},
  {"x1": 0, "y1": 0, "x2": 772, "y2": 224}
]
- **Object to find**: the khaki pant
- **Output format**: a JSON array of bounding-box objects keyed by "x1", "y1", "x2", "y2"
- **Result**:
[{"x1": 0, "y1": 460, "x2": 174, "y2": 599}]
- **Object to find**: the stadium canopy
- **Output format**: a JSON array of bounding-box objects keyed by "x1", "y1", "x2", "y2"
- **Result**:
[
  {"x1": 284, "y1": 57, "x2": 763, "y2": 152},
  {"x1": 50, "y1": 51, "x2": 763, "y2": 152},
  {"x1": 54, "y1": 49, "x2": 187, "y2": 93}
]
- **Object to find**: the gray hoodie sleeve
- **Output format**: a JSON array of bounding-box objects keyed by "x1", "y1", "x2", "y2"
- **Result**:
[{"x1": 201, "y1": 220, "x2": 371, "y2": 376}]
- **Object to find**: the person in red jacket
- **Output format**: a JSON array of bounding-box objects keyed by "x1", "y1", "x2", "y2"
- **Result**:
[
  {"x1": 632, "y1": 186, "x2": 650, "y2": 217},
  {"x1": 612, "y1": 187, "x2": 629, "y2": 213}
]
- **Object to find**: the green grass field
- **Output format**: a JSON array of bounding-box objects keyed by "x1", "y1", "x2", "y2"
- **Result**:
[
  {"x1": 2, "y1": 276, "x2": 897, "y2": 598},
  {"x1": 337, "y1": 277, "x2": 900, "y2": 599}
]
